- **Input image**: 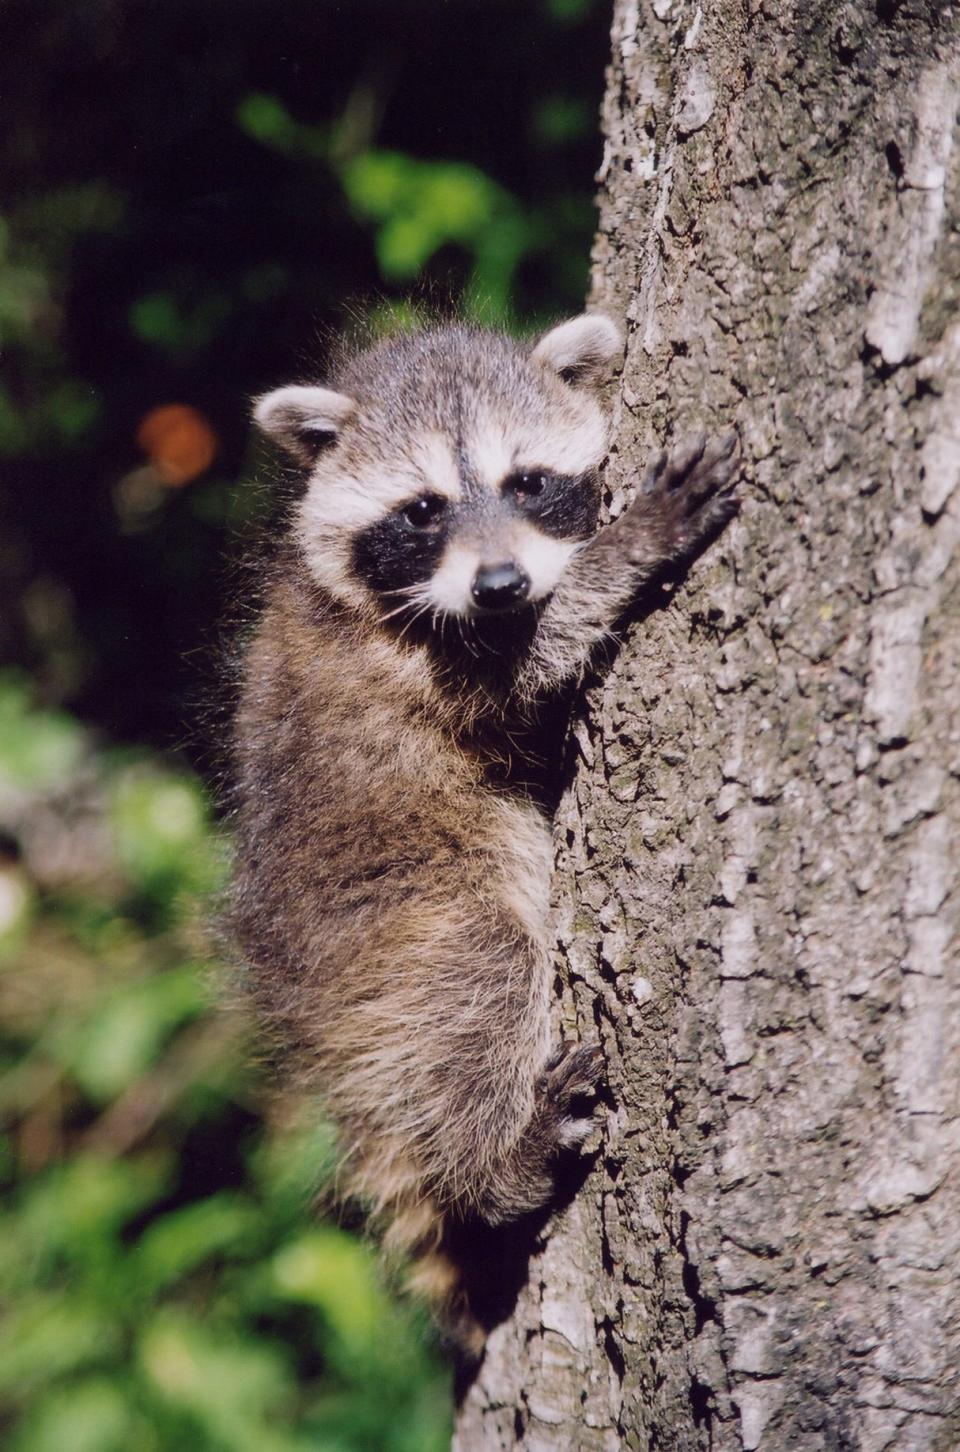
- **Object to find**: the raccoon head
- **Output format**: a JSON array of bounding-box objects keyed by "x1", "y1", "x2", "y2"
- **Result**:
[{"x1": 254, "y1": 315, "x2": 622, "y2": 623}]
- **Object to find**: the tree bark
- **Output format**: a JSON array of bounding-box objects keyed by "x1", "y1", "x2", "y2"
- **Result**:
[{"x1": 453, "y1": 2, "x2": 960, "y2": 1448}]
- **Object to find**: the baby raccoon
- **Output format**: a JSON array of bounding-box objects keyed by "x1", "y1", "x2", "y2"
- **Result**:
[{"x1": 229, "y1": 315, "x2": 738, "y2": 1348}]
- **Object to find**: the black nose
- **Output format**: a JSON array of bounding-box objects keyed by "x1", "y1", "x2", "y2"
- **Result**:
[{"x1": 471, "y1": 562, "x2": 531, "y2": 612}]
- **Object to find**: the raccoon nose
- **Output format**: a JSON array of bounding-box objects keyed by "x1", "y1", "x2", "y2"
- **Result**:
[{"x1": 471, "y1": 562, "x2": 531, "y2": 611}]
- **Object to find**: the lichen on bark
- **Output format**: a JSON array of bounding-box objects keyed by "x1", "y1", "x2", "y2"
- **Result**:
[{"x1": 453, "y1": 3, "x2": 960, "y2": 1449}]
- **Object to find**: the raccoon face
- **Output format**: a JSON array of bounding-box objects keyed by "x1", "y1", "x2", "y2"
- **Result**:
[
  {"x1": 254, "y1": 315, "x2": 621, "y2": 622},
  {"x1": 348, "y1": 456, "x2": 603, "y2": 620}
]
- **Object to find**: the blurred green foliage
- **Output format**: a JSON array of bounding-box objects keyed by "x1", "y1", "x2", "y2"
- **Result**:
[
  {"x1": 0, "y1": 677, "x2": 451, "y2": 1450},
  {"x1": 234, "y1": 89, "x2": 557, "y2": 322}
]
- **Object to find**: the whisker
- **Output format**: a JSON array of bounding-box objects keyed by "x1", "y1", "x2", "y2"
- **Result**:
[
  {"x1": 459, "y1": 613, "x2": 480, "y2": 659},
  {"x1": 381, "y1": 583, "x2": 426, "y2": 601},
  {"x1": 472, "y1": 618, "x2": 498, "y2": 658},
  {"x1": 380, "y1": 600, "x2": 417, "y2": 624},
  {"x1": 380, "y1": 583, "x2": 433, "y2": 628},
  {"x1": 394, "y1": 599, "x2": 433, "y2": 644}
]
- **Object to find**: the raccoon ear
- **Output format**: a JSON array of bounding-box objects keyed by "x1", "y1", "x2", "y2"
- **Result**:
[
  {"x1": 253, "y1": 385, "x2": 357, "y2": 463},
  {"x1": 532, "y1": 314, "x2": 622, "y2": 388}
]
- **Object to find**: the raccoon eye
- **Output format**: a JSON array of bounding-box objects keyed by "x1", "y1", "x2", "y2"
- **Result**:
[
  {"x1": 504, "y1": 470, "x2": 548, "y2": 503},
  {"x1": 402, "y1": 494, "x2": 446, "y2": 529}
]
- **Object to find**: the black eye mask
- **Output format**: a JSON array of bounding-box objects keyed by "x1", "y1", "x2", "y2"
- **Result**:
[
  {"x1": 350, "y1": 471, "x2": 601, "y2": 604},
  {"x1": 351, "y1": 505, "x2": 450, "y2": 599},
  {"x1": 501, "y1": 471, "x2": 600, "y2": 540}
]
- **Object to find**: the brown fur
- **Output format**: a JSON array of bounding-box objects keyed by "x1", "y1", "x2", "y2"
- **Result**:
[{"x1": 227, "y1": 317, "x2": 739, "y2": 1349}]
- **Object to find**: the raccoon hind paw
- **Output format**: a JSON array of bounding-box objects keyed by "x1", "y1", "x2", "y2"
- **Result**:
[{"x1": 540, "y1": 1040, "x2": 604, "y2": 1149}]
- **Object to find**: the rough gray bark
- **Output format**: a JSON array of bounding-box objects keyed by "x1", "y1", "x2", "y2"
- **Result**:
[{"x1": 453, "y1": 3, "x2": 960, "y2": 1449}]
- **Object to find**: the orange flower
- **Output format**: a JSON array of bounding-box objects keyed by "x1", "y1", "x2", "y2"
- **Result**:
[{"x1": 136, "y1": 404, "x2": 217, "y2": 485}]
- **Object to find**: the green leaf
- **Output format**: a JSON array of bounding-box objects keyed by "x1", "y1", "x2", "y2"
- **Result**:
[
  {"x1": 0, "y1": 1293, "x2": 123, "y2": 1400},
  {"x1": 271, "y1": 1228, "x2": 391, "y2": 1363},
  {"x1": 236, "y1": 93, "x2": 300, "y2": 149},
  {"x1": 132, "y1": 1193, "x2": 261, "y2": 1293},
  {"x1": 235, "y1": 94, "x2": 328, "y2": 161},
  {"x1": 107, "y1": 765, "x2": 226, "y2": 900},
  {"x1": 544, "y1": 0, "x2": 596, "y2": 21},
  {"x1": 138, "y1": 1311, "x2": 305, "y2": 1452},
  {"x1": 59, "y1": 964, "x2": 209, "y2": 1102},
  {"x1": 11, "y1": 1376, "x2": 143, "y2": 1452},
  {"x1": 128, "y1": 290, "x2": 231, "y2": 361},
  {"x1": 247, "y1": 1119, "x2": 339, "y2": 1219},
  {"x1": 45, "y1": 379, "x2": 101, "y2": 443},
  {"x1": 532, "y1": 95, "x2": 592, "y2": 145},
  {"x1": 341, "y1": 152, "x2": 505, "y2": 280},
  {"x1": 11, "y1": 1154, "x2": 170, "y2": 1275},
  {"x1": 0, "y1": 675, "x2": 86, "y2": 791}
]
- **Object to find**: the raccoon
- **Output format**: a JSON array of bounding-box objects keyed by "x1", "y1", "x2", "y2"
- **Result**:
[{"x1": 228, "y1": 315, "x2": 739, "y2": 1349}]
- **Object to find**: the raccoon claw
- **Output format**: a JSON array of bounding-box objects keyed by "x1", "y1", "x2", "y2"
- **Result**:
[
  {"x1": 642, "y1": 433, "x2": 706, "y2": 496},
  {"x1": 539, "y1": 1042, "x2": 604, "y2": 1152},
  {"x1": 541, "y1": 1041, "x2": 603, "y2": 1108},
  {"x1": 636, "y1": 431, "x2": 741, "y2": 557},
  {"x1": 648, "y1": 431, "x2": 738, "y2": 505}
]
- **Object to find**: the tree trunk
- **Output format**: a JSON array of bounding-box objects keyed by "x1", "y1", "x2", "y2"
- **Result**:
[{"x1": 453, "y1": 3, "x2": 960, "y2": 1448}]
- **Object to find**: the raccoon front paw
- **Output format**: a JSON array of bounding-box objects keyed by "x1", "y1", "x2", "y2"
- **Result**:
[
  {"x1": 632, "y1": 431, "x2": 741, "y2": 561},
  {"x1": 539, "y1": 1041, "x2": 604, "y2": 1150}
]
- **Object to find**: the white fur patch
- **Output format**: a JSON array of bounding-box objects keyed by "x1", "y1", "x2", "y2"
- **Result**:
[
  {"x1": 422, "y1": 523, "x2": 578, "y2": 618},
  {"x1": 410, "y1": 432, "x2": 460, "y2": 502},
  {"x1": 511, "y1": 522, "x2": 580, "y2": 601},
  {"x1": 254, "y1": 384, "x2": 357, "y2": 448},
  {"x1": 296, "y1": 470, "x2": 404, "y2": 608},
  {"x1": 532, "y1": 313, "x2": 622, "y2": 380},
  {"x1": 469, "y1": 427, "x2": 513, "y2": 491},
  {"x1": 557, "y1": 1117, "x2": 594, "y2": 1148},
  {"x1": 466, "y1": 404, "x2": 608, "y2": 490},
  {"x1": 424, "y1": 527, "x2": 577, "y2": 617},
  {"x1": 511, "y1": 409, "x2": 609, "y2": 479},
  {"x1": 427, "y1": 540, "x2": 481, "y2": 614}
]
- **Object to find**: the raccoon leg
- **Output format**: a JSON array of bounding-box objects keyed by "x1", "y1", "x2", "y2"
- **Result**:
[
  {"x1": 469, "y1": 1040, "x2": 604, "y2": 1226},
  {"x1": 517, "y1": 432, "x2": 741, "y2": 700},
  {"x1": 421, "y1": 1042, "x2": 604, "y2": 1356}
]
